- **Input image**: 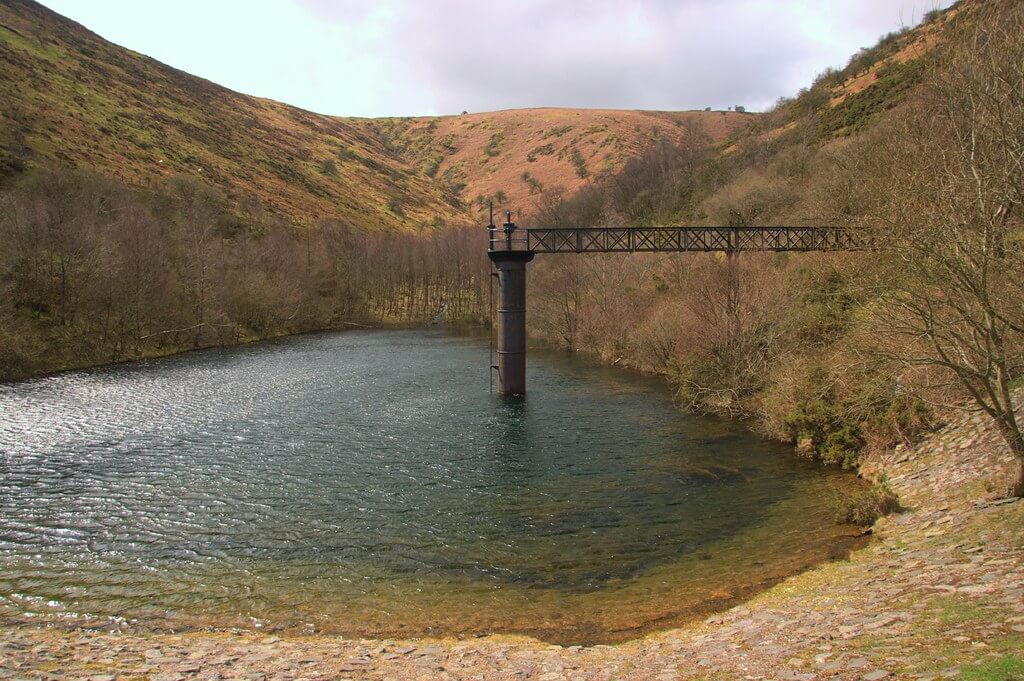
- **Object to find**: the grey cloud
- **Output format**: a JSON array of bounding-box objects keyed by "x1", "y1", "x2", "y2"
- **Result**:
[
  {"x1": 287, "y1": 0, "x2": 953, "y2": 115},
  {"x1": 383, "y1": 2, "x2": 779, "y2": 113}
]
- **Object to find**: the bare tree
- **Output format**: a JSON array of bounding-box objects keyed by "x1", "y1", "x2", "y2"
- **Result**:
[
  {"x1": 677, "y1": 253, "x2": 792, "y2": 416},
  {"x1": 165, "y1": 176, "x2": 225, "y2": 348},
  {"x1": 870, "y1": 1, "x2": 1024, "y2": 496}
]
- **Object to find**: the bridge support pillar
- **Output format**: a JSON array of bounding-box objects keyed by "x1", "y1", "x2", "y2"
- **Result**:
[{"x1": 488, "y1": 250, "x2": 534, "y2": 396}]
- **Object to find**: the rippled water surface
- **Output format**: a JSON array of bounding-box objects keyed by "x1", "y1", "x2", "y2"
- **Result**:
[{"x1": 0, "y1": 330, "x2": 866, "y2": 643}]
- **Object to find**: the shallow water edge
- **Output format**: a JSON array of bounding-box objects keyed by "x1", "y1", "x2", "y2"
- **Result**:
[{"x1": 0, "y1": 328, "x2": 870, "y2": 645}]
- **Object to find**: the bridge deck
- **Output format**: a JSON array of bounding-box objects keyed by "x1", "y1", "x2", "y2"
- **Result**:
[{"x1": 489, "y1": 226, "x2": 868, "y2": 254}]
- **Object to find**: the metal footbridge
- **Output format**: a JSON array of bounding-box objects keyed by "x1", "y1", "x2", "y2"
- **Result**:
[{"x1": 487, "y1": 213, "x2": 869, "y2": 396}]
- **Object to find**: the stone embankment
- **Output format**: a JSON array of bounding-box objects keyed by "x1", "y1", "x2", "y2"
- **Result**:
[{"x1": 1, "y1": 409, "x2": 1022, "y2": 680}]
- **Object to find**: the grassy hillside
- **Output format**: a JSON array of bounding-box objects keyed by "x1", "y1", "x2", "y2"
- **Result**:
[
  {"x1": 0, "y1": 0, "x2": 458, "y2": 230},
  {"x1": 0, "y1": 0, "x2": 747, "y2": 230}
]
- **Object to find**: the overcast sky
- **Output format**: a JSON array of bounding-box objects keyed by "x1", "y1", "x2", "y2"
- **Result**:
[{"x1": 39, "y1": 0, "x2": 953, "y2": 118}]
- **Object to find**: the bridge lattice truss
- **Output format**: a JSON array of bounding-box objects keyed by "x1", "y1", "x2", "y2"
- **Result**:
[{"x1": 514, "y1": 227, "x2": 868, "y2": 254}]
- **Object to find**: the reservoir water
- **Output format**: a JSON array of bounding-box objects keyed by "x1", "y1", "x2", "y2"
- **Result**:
[{"x1": 0, "y1": 329, "x2": 866, "y2": 644}]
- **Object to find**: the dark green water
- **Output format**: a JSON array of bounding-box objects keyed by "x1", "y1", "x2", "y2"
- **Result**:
[{"x1": 0, "y1": 329, "x2": 865, "y2": 643}]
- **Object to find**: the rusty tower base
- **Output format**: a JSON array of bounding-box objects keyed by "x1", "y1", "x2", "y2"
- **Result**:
[{"x1": 489, "y1": 250, "x2": 534, "y2": 396}]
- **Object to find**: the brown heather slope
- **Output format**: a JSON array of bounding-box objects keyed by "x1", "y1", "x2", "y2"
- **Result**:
[
  {"x1": 0, "y1": 0, "x2": 752, "y2": 230},
  {"x1": 368, "y1": 108, "x2": 753, "y2": 216}
]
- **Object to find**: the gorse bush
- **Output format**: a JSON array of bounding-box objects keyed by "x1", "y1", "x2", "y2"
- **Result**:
[
  {"x1": 526, "y1": 143, "x2": 555, "y2": 162},
  {"x1": 569, "y1": 147, "x2": 588, "y2": 179},
  {"x1": 831, "y1": 481, "x2": 900, "y2": 525},
  {"x1": 483, "y1": 132, "x2": 503, "y2": 157},
  {"x1": 782, "y1": 395, "x2": 863, "y2": 468},
  {"x1": 817, "y1": 58, "x2": 928, "y2": 137},
  {"x1": 521, "y1": 171, "x2": 543, "y2": 195},
  {"x1": 820, "y1": 425, "x2": 865, "y2": 469}
]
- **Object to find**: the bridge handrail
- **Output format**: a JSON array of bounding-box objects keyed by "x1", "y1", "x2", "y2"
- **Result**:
[{"x1": 489, "y1": 225, "x2": 870, "y2": 254}]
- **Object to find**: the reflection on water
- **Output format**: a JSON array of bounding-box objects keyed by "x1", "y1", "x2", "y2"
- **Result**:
[{"x1": 0, "y1": 329, "x2": 866, "y2": 643}]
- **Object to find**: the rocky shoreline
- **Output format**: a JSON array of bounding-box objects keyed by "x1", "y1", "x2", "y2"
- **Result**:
[{"x1": 2, "y1": 408, "x2": 1022, "y2": 680}]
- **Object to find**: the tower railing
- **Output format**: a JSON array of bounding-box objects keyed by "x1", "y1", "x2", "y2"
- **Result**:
[{"x1": 523, "y1": 226, "x2": 869, "y2": 253}]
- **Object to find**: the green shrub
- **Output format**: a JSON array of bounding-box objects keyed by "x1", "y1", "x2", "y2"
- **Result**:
[
  {"x1": 438, "y1": 134, "x2": 457, "y2": 153},
  {"x1": 820, "y1": 425, "x2": 864, "y2": 468},
  {"x1": 483, "y1": 132, "x2": 504, "y2": 157},
  {"x1": 337, "y1": 147, "x2": 361, "y2": 162},
  {"x1": 817, "y1": 57, "x2": 927, "y2": 137},
  {"x1": 0, "y1": 148, "x2": 27, "y2": 184},
  {"x1": 783, "y1": 397, "x2": 835, "y2": 443},
  {"x1": 570, "y1": 147, "x2": 588, "y2": 178},
  {"x1": 783, "y1": 394, "x2": 864, "y2": 469},
  {"x1": 867, "y1": 394, "x2": 933, "y2": 452},
  {"x1": 521, "y1": 171, "x2": 543, "y2": 195},
  {"x1": 526, "y1": 143, "x2": 555, "y2": 162},
  {"x1": 831, "y1": 481, "x2": 900, "y2": 525}
]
